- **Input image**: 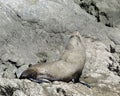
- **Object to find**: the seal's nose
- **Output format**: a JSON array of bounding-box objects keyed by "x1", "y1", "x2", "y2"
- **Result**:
[
  {"x1": 19, "y1": 69, "x2": 37, "y2": 80},
  {"x1": 19, "y1": 71, "x2": 28, "y2": 79}
]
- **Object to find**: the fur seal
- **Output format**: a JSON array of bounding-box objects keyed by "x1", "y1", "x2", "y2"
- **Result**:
[{"x1": 19, "y1": 31, "x2": 86, "y2": 83}]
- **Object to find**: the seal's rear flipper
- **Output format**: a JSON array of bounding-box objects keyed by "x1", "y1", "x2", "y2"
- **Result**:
[{"x1": 79, "y1": 81, "x2": 91, "y2": 88}]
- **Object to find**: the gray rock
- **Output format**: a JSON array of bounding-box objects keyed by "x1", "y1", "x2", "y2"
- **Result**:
[
  {"x1": 0, "y1": 64, "x2": 6, "y2": 78},
  {"x1": 0, "y1": 59, "x2": 17, "y2": 78},
  {"x1": 115, "y1": 45, "x2": 120, "y2": 53},
  {"x1": 13, "y1": 90, "x2": 27, "y2": 96},
  {"x1": 0, "y1": 0, "x2": 119, "y2": 67},
  {"x1": 2, "y1": 64, "x2": 17, "y2": 79},
  {"x1": 108, "y1": 28, "x2": 120, "y2": 45},
  {"x1": 0, "y1": 0, "x2": 112, "y2": 64},
  {"x1": 81, "y1": 37, "x2": 120, "y2": 85},
  {"x1": 0, "y1": 78, "x2": 119, "y2": 96},
  {"x1": 78, "y1": 0, "x2": 120, "y2": 27}
]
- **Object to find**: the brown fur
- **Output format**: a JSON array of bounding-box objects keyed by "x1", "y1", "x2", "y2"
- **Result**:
[{"x1": 19, "y1": 31, "x2": 86, "y2": 83}]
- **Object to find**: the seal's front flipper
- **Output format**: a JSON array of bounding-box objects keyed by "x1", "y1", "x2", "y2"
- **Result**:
[
  {"x1": 29, "y1": 74, "x2": 58, "y2": 83},
  {"x1": 29, "y1": 78, "x2": 51, "y2": 83},
  {"x1": 37, "y1": 74, "x2": 58, "y2": 82}
]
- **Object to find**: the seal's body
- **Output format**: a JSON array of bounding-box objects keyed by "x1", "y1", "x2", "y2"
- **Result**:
[{"x1": 19, "y1": 31, "x2": 86, "y2": 83}]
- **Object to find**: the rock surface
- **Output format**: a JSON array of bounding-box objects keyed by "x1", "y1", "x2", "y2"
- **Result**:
[
  {"x1": 0, "y1": 78, "x2": 120, "y2": 96},
  {"x1": 0, "y1": 0, "x2": 120, "y2": 95},
  {"x1": 77, "y1": 0, "x2": 120, "y2": 27}
]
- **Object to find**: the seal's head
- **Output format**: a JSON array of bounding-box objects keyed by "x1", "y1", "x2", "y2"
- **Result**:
[
  {"x1": 70, "y1": 31, "x2": 82, "y2": 41},
  {"x1": 67, "y1": 31, "x2": 83, "y2": 49},
  {"x1": 19, "y1": 69, "x2": 37, "y2": 80}
]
